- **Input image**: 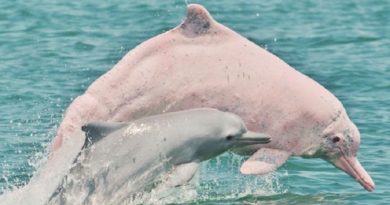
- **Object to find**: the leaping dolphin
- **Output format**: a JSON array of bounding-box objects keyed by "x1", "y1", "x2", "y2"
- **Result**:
[
  {"x1": 51, "y1": 4, "x2": 374, "y2": 191},
  {"x1": 49, "y1": 108, "x2": 270, "y2": 204},
  {"x1": 0, "y1": 109, "x2": 270, "y2": 205}
]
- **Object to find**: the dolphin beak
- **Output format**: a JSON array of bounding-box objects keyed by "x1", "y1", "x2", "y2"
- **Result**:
[
  {"x1": 333, "y1": 154, "x2": 375, "y2": 192},
  {"x1": 237, "y1": 131, "x2": 271, "y2": 145}
]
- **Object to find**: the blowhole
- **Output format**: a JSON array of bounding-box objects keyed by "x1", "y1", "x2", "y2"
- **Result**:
[{"x1": 332, "y1": 136, "x2": 340, "y2": 143}]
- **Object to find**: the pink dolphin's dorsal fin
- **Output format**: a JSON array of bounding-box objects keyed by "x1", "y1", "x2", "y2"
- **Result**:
[{"x1": 179, "y1": 4, "x2": 215, "y2": 37}]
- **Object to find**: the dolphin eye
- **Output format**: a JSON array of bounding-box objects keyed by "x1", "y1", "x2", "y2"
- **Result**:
[
  {"x1": 332, "y1": 136, "x2": 340, "y2": 143},
  {"x1": 226, "y1": 135, "x2": 234, "y2": 141}
]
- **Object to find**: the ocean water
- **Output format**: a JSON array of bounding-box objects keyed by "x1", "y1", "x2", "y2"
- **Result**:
[{"x1": 0, "y1": 0, "x2": 389, "y2": 204}]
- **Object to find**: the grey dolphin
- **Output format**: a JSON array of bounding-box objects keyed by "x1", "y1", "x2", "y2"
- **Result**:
[{"x1": 47, "y1": 108, "x2": 270, "y2": 204}]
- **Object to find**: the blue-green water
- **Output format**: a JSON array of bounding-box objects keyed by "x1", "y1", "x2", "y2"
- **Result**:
[{"x1": 0, "y1": 0, "x2": 389, "y2": 204}]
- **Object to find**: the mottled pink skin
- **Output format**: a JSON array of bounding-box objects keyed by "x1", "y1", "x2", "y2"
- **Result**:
[{"x1": 52, "y1": 4, "x2": 374, "y2": 191}]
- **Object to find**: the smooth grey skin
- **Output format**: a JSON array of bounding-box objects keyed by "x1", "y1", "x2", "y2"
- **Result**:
[{"x1": 47, "y1": 108, "x2": 270, "y2": 205}]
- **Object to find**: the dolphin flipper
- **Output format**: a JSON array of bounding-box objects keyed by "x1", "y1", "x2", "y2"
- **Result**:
[
  {"x1": 164, "y1": 162, "x2": 199, "y2": 187},
  {"x1": 240, "y1": 148, "x2": 290, "y2": 175},
  {"x1": 81, "y1": 122, "x2": 128, "y2": 148}
]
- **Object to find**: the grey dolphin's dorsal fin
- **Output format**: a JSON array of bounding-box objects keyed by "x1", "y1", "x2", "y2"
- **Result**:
[
  {"x1": 179, "y1": 4, "x2": 215, "y2": 37},
  {"x1": 81, "y1": 122, "x2": 128, "y2": 148}
]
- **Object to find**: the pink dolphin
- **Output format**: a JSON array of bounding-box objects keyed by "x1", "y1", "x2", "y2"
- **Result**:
[{"x1": 51, "y1": 4, "x2": 374, "y2": 191}]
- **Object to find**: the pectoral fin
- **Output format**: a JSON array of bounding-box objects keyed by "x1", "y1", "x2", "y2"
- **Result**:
[
  {"x1": 164, "y1": 162, "x2": 199, "y2": 187},
  {"x1": 240, "y1": 148, "x2": 290, "y2": 175}
]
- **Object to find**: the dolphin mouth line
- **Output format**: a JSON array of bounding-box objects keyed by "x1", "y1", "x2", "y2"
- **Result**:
[
  {"x1": 338, "y1": 148, "x2": 375, "y2": 192},
  {"x1": 236, "y1": 131, "x2": 271, "y2": 146},
  {"x1": 237, "y1": 138, "x2": 271, "y2": 145}
]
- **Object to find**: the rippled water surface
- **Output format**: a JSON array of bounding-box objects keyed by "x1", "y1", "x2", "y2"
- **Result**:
[{"x1": 0, "y1": 0, "x2": 389, "y2": 204}]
